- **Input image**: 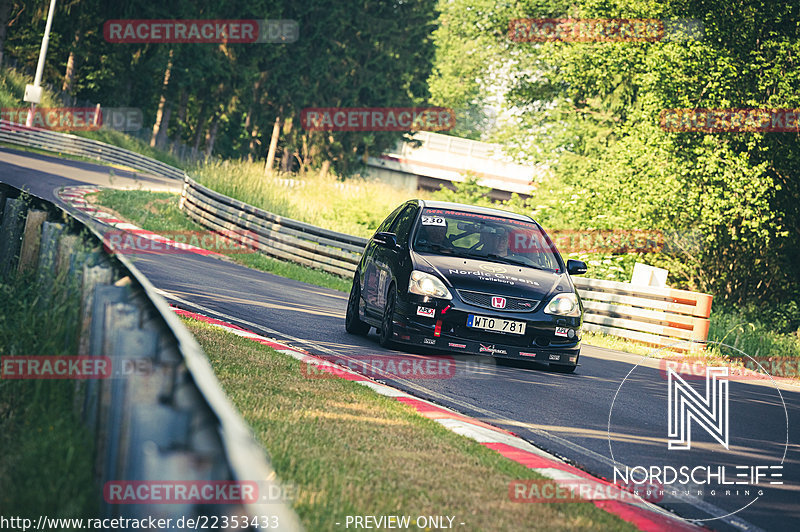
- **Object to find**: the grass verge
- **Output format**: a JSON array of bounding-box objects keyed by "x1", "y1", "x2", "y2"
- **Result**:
[
  {"x1": 0, "y1": 268, "x2": 97, "y2": 518},
  {"x1": 183, "y1": 316, "x2": 636, "y2": 532},
  {"x1": 192, "y1": 159, "x2": 428, "y2": 238},
  {"x1": 88, "y1": 189, "x2": 350, "y2": 292}
]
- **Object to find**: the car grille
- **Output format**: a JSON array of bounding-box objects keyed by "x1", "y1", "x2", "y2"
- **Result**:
[{"x1": 456, "y1": 290, "x2": 540, "y2": 312}]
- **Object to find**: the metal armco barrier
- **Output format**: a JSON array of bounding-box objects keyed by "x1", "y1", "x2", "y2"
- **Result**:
[
  {"x1": 0, "y1": 182, "x2": 302, "y2": 531},
  {"x1": 180, "y1": 176, "x2": 367, "y2": 278},
  {"x1": 0, "y1": 120, "x2": 184, "y2": 181},
  {"x1": 573, "y1": 277, "x2": 713, "y2": 350}
]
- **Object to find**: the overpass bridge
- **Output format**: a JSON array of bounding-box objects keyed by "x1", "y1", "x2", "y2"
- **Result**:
[{"x1": 366, "y1": 131, "x2": 548, "y2": 201}]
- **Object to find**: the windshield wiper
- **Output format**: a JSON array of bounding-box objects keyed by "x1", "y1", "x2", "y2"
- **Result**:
[{"x1": 418, "y1": 243, "x2": 455, "y2": 254}]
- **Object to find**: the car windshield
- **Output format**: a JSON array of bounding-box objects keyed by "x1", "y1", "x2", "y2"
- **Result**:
[{"x1": 412, "y1": 208, "x2": 562, "y2": 271}]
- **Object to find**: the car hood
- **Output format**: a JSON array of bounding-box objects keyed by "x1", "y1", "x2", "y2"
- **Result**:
[{"x1": 414, "y1": 252, "x2": 569, "y2": 301}]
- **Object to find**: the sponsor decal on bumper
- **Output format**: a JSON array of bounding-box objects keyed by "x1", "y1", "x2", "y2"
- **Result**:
[
  {"x1": 416, "y1": 306, "x2": 436, "y2": 318},
  {"x1": 479, "y1": 344, "x2": 508, "y2": 355}
]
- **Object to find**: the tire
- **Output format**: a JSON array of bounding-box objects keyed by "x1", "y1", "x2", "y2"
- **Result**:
[
  {"x1": 345, "y1": 277, "x2": 370, "y2": 335},
  {"x1": 378, "y1": 288, "x2": 396, "y2": 347},
  {"x1": 550, "y1": 363, "x2": 577, "y2": 374}
]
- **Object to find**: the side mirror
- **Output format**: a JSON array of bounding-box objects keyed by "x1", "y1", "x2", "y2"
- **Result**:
[
  {"x1": 567, "y1": 259, "x2": 587, "y2": 275},
  {"x1": 373, "y1": 231, "x2": 398, "y2": 249}
]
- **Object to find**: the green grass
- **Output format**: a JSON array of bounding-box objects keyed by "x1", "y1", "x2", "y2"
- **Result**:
[
  {"x1": 74, "y1": 128, "x2": 187, "y2": 170},
  {"x1": 88, "y1": 189, "x2": 350, "y2": 292},
  {"x1": 0, "y1": 268, "x2": 97, "y2": 518},
  {"x1": 192, "y1": 159, "x2": 429, "y2": 238},
  {"x1": 0, "y1": 66, "x2": 60, "y2": 109},
  {"x1": 707, "y1": 307, "x2": 800, "y2": 361},
  {"x1": 184, "y1": 317, "x2": 636, "y2": 532}
]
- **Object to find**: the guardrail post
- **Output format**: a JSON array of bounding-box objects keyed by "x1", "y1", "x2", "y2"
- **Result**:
[
  {"x1": 94, "y1": 301, "x2": 140, "y2": 485},
  {"x1": 85, "y1": 284, "x2": 128, "y2": 433},
  {"x1": 79, "y1": 264, "x2": 114, "y2": 356},
  {"x1": 56, "y1": 233, "x2": 80, "y2": 276},
  {"x1": 102, "y1": 328, "x2": 159, "y2": 520},
  {"x1": 17, "y1": 209, "x2": 47, "y2": 272},
  {"x1": 37, "y1": 221, "x2": 65, "y2": 295},
  {"x1": 0, "y1": 197, "x2": 26, "y2": 278}
]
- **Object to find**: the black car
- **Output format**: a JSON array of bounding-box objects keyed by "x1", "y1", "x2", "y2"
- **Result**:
[{"x1": 345, "y1": 200, "x2": 587, "y2": 373}]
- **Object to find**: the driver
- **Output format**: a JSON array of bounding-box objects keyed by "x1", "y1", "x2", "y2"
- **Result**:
[
  {"x1": 482, "y1": 227, "x2": 509, "y2": 256},
  {"x1": 419, "y1": 221, "x2": 449, "y2": 247}
]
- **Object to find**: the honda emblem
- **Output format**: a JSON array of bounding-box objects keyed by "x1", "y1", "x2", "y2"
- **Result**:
[{"x1": 491, "y1": 296, "x2": 506, "y2": 309}]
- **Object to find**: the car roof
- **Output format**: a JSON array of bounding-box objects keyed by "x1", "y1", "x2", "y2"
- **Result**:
[{"x1": 417, "y1": 199, "x2": 534, "y2": 223}]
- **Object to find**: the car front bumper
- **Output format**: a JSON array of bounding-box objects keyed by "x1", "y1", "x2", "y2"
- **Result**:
[{"x1": 391, "y1": 294, "x2": 582, "y2": 366}]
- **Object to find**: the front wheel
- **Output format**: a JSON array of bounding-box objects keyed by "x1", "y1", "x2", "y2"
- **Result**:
[
  {"x1": 345, "y1": 277, "x2": 370, "y2": 335},
  {"x1": 378, "y1": 288, "x2": 396, "y2": 347}
]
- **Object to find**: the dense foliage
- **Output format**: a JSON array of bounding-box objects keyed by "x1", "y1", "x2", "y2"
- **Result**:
[
  {"x1": 429, "y1": 0, "x2": 800, "y2": 313},
  {"x1": 1, "y1": 0, "x2": 437, "y2": 175}
]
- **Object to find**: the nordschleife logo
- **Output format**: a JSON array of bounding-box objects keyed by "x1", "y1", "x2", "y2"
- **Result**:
[{"x1": 667, "y1": 366, "x2": 729, "y2": 450}]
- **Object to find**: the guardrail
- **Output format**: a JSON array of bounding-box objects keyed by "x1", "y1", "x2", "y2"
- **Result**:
[
  {"x1": 0, "y1": 122, "x2": 713, "y2": 348},
  {"x1": 574, "y1": 277, "x2": 713, "y2": 351},
  {"x1": 180, "y1": 176, "x2": 367, "y2": 278},
  {"x1": 0, "y1": 182, "x2": 302, "y2": 530},
  {"x1": 0, "y1": 120, "x2": 184, "y2": 181}
]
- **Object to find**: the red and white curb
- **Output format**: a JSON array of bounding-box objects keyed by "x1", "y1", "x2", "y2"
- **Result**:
[
  {"x1": 171, "y1": 306, "x2": 701, "y2": 532},
  {"x1": 56, "y1": 185, "x2": 223, "y2": 257}
]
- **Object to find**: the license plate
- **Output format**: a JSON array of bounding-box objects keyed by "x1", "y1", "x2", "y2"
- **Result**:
[{"x1": 466, "y1": 314, "x2": 526, "y2": 335}]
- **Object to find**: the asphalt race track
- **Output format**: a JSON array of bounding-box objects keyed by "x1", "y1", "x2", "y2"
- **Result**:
[{"x1": 3, "y1": 146, "x2": 798, "y2": 532}]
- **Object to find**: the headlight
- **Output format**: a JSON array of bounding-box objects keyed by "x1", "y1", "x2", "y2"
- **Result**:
[
  {"x1": 543, "y1": 293, "x2": 580, "y2": 316},
  {"x1": 408, "y1": 270, "x2": 452, "y2": 299}
]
